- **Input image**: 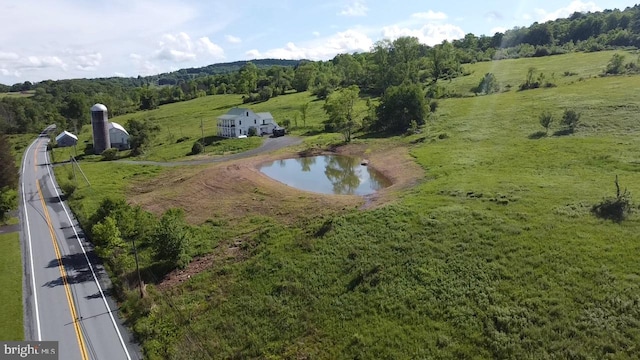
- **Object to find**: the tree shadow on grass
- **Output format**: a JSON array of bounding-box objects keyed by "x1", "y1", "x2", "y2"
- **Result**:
[
  {"x1": 553, "y1": 128, "x2": 574, "y2": 136},
  {"x1": 528, "y1": 131, "x2": 548, "y2": 139}
]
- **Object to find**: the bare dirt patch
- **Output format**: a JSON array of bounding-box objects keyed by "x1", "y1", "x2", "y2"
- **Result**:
[
  {"x1": 129, "y1": 143, "x2": 423, "y2": 224},
  {"x1": 129, "y1": 143, "x2": 424, "y2": 288}
]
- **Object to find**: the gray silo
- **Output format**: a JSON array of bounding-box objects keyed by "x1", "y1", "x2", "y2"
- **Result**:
[{"x1": 91, "y1": 103, "x2": 111, "y2": 154}]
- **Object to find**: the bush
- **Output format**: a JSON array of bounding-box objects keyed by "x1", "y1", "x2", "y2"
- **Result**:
[
  {"x1": 191, "y1": 141, "x2": 204, "y2": 155},
  {"x1": 539, "y1": 111, "x2": 553, "y2": 134},
  {"x1": 560, "y1": 109, "x2": 580, "y2": 133},
  {"x1": 101, "y1": 148, "x2": 119, "y2": 161},
  {"x1": 60, "y1": 182, "x2": 77, "y2": 197},
  {"x1": 592, "y1": 176, "x2": 633, "y2": 222},
  {"x1": 475, "y1": 73, "x2": 500, "y2": 94},
  {"x1": 0, "y1": 188, "x2": 17, "y2": 222},
  {"x1": 248, "y1": 127, "x2": 257, "y2": 137}
]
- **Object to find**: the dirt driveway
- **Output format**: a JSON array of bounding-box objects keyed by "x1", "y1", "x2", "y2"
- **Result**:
[{"x1": 118, "y1": 135, "x2": 304, "y2": 167}]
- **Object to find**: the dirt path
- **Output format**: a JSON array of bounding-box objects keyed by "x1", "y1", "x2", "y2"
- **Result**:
[{"x1": 118, "y1": 136, "x2": 304, "y2": 167}]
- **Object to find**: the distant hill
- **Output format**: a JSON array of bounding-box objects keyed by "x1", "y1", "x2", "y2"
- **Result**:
[{"x1": 150, "y1": 59, "x2": 303, "y2": 85}]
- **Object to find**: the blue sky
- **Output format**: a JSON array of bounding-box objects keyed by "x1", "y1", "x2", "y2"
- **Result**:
[{"x1": 0, "y1": 0, "x2": 636, "y2": 84}]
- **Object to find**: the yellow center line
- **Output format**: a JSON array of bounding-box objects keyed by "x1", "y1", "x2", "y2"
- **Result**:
[{"x1": 34, "y1": 141, "x2": 89, "y2": 360}]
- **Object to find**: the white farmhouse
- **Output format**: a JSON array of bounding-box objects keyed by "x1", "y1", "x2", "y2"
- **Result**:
[
  {"x1": 217, "y1": 108, "x2": 278, "y2": 138},
  {"x1": 108, "y1": 122, "x2": 130, "y2": 150}
]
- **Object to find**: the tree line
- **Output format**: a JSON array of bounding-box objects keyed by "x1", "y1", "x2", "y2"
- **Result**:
[{"x1": 3, "y1": 5, "x2": 640, "y2": 136}]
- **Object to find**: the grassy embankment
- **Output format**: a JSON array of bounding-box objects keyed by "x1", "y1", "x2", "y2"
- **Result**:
[
  {"x1": 57, "y1": 50, "x2": 640, "y2": 359},
  {"x1": 0, "y1": 232, "x2": 23, "y2": 341}
]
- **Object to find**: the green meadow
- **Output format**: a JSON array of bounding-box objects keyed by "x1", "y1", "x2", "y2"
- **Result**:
[
  {"x1": 0, "y1": 231, "x2": 24, "y2": 341},
  {"x1": 54, "y1": 50, "x2": 640, "y2": 359}
]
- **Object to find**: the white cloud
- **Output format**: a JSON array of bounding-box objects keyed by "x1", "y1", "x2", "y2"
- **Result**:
[
  {"x1": 114, "y1": 72, "x2": 126, "y2": 77},
  {"x1": 0, "y1": 52, "x2": 19, "y2": 61},
  {"x1": 411, "y1": 11, "x2": 448, "y2": 21},
  {"x1": 312, "y1": 31, "x2": 320, "y2": 37},
  {"x1": 381, "y1": 23, "x2": 465, "y2": 46},
  {"x1": 22, "y1": 56, "x2": 67, "y2": 69},
  {"x1": 75, "y1": 53, "x2": 102, "y2": 71},
  {"x1": 246, "y1": 49, "x2": 261, "y2": 59},
  {"x1": 197, "y1": 37, "x2": 225, "y2": 58},
  {"x1": 339, "y1": 0, "x2": 368, "y2": 17},
  {"x1": 250, "y1": 29, "x2": 373, "y2": 60},
  {"x1": 1, "y1": 68, "x2": 21, "y2": 77},
  {"x1": 535, "y1": 0, "x2": 601, "y2": 22},
  {"x1": 130, "y1": 53, "x2": 158, "y2": 76},
  {"x1": 225, "y1": 35, "x2": 242, "y2": 44},
  {"x1": 153, "y1": 32, "x2": 224, "y2": 62}
]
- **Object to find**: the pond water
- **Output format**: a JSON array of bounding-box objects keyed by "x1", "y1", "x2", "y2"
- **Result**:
[{"x1": 259, "y1": 155, "x2": 390, "y2": 195}]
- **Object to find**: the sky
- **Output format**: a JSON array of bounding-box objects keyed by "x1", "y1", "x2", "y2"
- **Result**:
[{"x1": 0, "y1": 0, "x2": 636, "y2": 84}]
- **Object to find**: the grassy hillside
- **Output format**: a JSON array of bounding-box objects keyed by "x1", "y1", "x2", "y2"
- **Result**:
[{"x1": 56, "y1": 50, "x2": 640, "y2": 359}]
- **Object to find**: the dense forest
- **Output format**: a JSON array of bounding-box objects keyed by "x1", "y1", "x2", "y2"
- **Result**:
[{"x1": 2, "y1": 5, "x2": 640, "y2": 135}]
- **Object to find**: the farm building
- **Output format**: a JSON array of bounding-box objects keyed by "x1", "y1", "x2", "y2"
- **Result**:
[
  {"x1": 108, "y1": 122, "x2": 130, "y2": 150},
  {"x1": 55, "y1": 130, "x2": 78, "y2": 147},
  {"x1": 217, "y1": 108, "x2": 279, "y2": 138}
]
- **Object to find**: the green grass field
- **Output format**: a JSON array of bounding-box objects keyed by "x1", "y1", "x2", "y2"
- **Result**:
[
  {"x1": 53, "y1": 50, "x2": 640, "y2": 359},
  {"x1": 0, "y1": 91, "x2": 34, "y2": 98},
  {"x1": 0, "y1": 231, "x2": 24, "y2": 341}
]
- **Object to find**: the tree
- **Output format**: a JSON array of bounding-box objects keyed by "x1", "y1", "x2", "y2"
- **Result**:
[
  {"x1": 128, "y1": 118, "x2": 160, "y2": 156},
  {"x1": 374, "y1": 83, "x2": 428, "y2": 133},
  {"x1": 605, "y1": 53, "x2": 626, "y2": 74},
  {"x1": 561, "y1": 109, "x2": 581, "y2": 133},
  {"x1": 475, "y1": 73, "x2": 500, "y2": 94},
  {"x1": 323, "y1": 85, "x2": 360, "y2": 142},
  {"x1": 60, "y1": 93, "x2": 89, "y2": 129},
  {"x1": 300, "y1": 102, "x2": 310, "y2": 127},
  {"x1": 236, "y1": 62, "x2": 258, "y2": 94},
  {"x1": 292, "y1": 62, "x2": 317, "y2": 92},
  {"x1": 0, "y1": 133, "x2": 18, "y2": 189},
  {"x1": 138, "y1": 86, "x2": 158, "y2": 110},
  {"x1": 152, "y1": 208, "x2": 191, "y2": 269},
  {"x1": 0, "y1": 188, "x2": 17, "y2": 222},
  {"x1": 91, "y1": 216, "x2": 131, "y2": 274},
  {"x1": 539, "y1": 111, "x2": 553, "y2": 134}
]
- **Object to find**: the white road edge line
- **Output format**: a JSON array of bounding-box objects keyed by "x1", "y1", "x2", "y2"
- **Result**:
[
  {"x1": 44, "y1": 145, "x2": 133, "y2": 360},
  {"x1": 22, "y1": 139, "x2": 41, "y2": 341}
]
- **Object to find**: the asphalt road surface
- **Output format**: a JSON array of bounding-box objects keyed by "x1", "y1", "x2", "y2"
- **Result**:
[{"x1": 20, "y1": 134, "x2": 142, "y2": 360}]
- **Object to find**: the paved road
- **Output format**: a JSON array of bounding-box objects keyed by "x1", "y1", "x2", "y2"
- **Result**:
[
  {"x1": 118, "y1": 135, "x2": 303, "y2": 167},
  {"x1": 20, "y1": 134, "x2": 142, "y2": 360}
]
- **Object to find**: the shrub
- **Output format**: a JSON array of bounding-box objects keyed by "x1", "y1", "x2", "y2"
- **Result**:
[
  {"x1": 0, "y1": 188, "x2": 17, "y2": 222},
  {"x1": 191, "y1": 141, "x2": 204, "y2": 155},
  {"x1": 604, "y1": 53, "x2": 626, "y2": 75},
  {"x1": 592, "y1": 176, "x2": 633, "y2": 222},
  {"x1": 101, "y1": 148, "x2": 119, "y2": 161},
  {"x1": 60, "y1": 182, "x2": 77, "y2": 197},
  {"x1": 561, "y1": 109, "x2": 581, "y2": 133},
  {"x1": 475, "y1": 73, "x2": 500, "y2": 94},
  {"x1": 248, "y1": 127, "x2": 257, "y2": 137},
  {"x1": 539, "y1": 111, "x2": 553, "y2": 134}
]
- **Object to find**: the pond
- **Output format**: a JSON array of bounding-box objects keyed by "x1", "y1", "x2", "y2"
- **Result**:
[{"x1": 259, "y1": 155, "x2": 390, "y2": 195}]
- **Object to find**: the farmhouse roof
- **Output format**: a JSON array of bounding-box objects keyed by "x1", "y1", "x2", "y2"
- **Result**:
[{"x1": 256, "y1": 112, "x2": 273, "y2": 119}]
